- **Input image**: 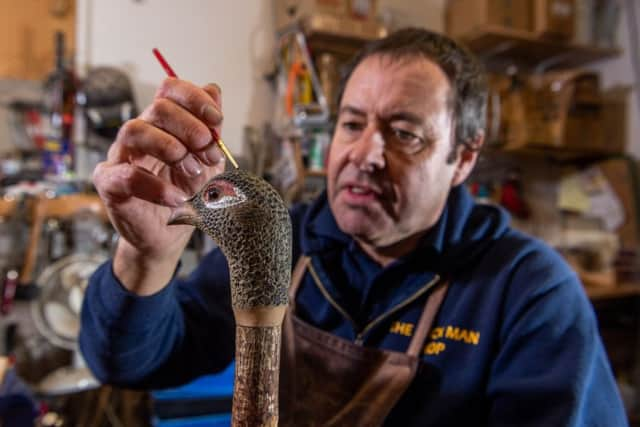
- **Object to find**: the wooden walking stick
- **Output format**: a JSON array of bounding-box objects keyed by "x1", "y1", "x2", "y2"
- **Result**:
[{"x1": 169, "y1": 169, "x2": 291, "y2": 426}]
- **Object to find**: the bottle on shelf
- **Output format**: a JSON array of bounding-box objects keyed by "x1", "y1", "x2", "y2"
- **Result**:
[{"x1": 42, "y1": 31, "x2": 77, "y2": 179}]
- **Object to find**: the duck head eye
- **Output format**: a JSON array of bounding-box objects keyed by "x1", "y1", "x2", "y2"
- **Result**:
[
  {"x1": 203, "y1": 179, "x2": 247, "y2": 209},
  {"x1": 207, "y1": 187, "x2": 220, "y2": 201}
]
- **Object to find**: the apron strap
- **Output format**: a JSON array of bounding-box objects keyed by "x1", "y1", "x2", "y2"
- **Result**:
[
  {"x1": 290, "y1": 255, "x2": 449, "y2": 358},
  {"x1": 289, "y1": 256, "x2": 311, "y2": 310},
  {"x1": 406, "y1": 279, "x2": 450, "y2": 357}
]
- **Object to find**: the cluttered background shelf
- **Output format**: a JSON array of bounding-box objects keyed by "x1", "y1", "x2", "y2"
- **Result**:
[
  {"x1": 587, "y1": 283, "x2": 640, "y2": 301},
  {"x1": 0, "y1": 0, "x2": 638, "y2": 425},
  {"x1": 459, "y1": 25, "x2": 621, "y2": 70}
]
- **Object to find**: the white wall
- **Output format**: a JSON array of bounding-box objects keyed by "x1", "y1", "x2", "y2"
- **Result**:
[{"x1": 76, "y1": 0, "x2": 277, "y2": 155}]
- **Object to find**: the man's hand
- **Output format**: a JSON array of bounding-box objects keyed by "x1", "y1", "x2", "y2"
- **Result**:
[{"x1": 93, "y1": 78, "x2": 225, "y2": 294}]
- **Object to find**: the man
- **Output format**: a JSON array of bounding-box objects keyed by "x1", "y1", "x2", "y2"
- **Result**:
[{"x1": 80, "y1": 28, "x2": 627, "y2": 426}]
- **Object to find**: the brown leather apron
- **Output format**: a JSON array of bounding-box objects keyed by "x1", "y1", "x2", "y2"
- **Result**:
[{"x1": 279, "y1": 256, "x2": 449, "y2": 427}]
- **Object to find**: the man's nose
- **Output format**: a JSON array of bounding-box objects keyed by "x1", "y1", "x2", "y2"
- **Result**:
[{"x1": 347, "y1": 125, "x2": 386, "y2": 172}]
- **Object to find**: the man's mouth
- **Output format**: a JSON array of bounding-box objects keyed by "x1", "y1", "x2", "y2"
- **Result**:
[
  {"x1": 348, "y1": 185, "x2": 375, "y2": 196},
  {"x1": 340, "y1": 182, "x2": 383, "y2": 204}
]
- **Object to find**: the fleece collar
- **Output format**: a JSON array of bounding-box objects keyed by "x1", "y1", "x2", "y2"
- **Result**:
[{"x1": 301, "y1": 185, "x2": 510, "y2": 273}]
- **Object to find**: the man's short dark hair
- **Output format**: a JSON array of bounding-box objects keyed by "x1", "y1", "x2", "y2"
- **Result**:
[{"x1": 336, "y1": 27, "x2": 487, "y2": 162}]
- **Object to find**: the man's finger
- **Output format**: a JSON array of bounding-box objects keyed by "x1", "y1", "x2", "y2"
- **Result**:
[
  {"x1": 139, "y1": 99, "x2": 213, "y2": 153},
  {"x1": 111, "y1": 119, "x2": 205, "y2": 177},
  {"x1": 93, "y1": 162, "x2": 188, "y2": 208},
  {"x1": 155, "y1": 78, "x2": 223, "y2": 129},
  {"x1": 203, "y1": 83, "x2": 222, "y2": 109}
]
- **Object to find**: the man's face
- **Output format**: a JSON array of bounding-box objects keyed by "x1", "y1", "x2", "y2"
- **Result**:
[{"x1": 327, "y1": 55, "x2": 463, "y2": 249}]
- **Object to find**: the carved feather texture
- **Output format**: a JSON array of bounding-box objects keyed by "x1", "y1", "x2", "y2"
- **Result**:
[{"x1": 189, "y1": 169, "x2": 292, "y2": 309}]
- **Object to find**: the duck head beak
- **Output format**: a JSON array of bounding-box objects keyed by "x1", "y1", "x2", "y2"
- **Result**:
[{"x1": 167, "y1": 195, "x2": 199, "y2": 226}]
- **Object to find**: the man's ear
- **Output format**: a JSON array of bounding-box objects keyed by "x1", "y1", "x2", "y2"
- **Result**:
[{"x1": 452, "y1": 130, "x2": 484, "y2": 186}]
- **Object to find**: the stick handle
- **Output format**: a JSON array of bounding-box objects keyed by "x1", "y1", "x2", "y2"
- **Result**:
[{"x1": 232, "y1": 325, "x2": 281, "y2": 427}]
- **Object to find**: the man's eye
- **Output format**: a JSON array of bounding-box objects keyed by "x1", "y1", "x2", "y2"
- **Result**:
[
  {"x1": 341, "y1": 121, "x2": 364, "y2": 132},
  {"x1": 389, "y1": 128, "x2": 427, "y2": 154},
  {"x1": 392, "y1": 128, "x2": 422, "y2": 143}
]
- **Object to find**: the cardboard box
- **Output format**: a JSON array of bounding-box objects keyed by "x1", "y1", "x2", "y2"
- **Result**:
[
  {"x1": 446, "y1": 0, "x2": 533, "y2": 38},
  {"x1": 524, "y1": 70, "x2": 605, "y2": 151},
  {"x1": 486, "y1": 74, "x2": 528, "y2": 147},
  {"x1": 276, "y1": 0, "x2": 379, "y2": 31},
  {"x1": 276, "y1": 0, "x2": 346, "y2": 28},
  {"x1": 304, "y1": 13, "x2": 387, "y2": 41},
  {"x1": 533, "y1": 0, "x2": 575, "y2": 40},
  {"x1": 598, "y1": 158, "x2": 639, "y2": 253},
  {"x1": 601, "y1": 86, "x2": 631, "y2": 154}
]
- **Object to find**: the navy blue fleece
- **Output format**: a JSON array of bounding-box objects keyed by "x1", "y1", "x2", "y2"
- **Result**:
[{"x1": 80, "y1": 185, "x2": 627, "y2": 426}]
